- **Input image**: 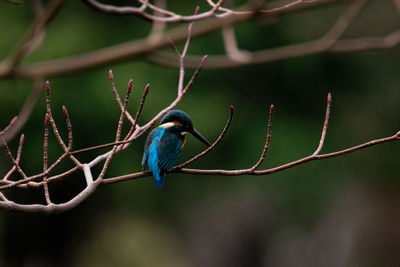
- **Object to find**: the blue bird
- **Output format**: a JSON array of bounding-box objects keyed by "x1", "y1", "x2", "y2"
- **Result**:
[{"x1": 142, "y1": 110, "x2": 211, "y2": 188}]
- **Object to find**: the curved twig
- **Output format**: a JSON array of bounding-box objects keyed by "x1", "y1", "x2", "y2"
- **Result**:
[{"x1": 170, "y1": 105, "x2": 234, "y2": 171}]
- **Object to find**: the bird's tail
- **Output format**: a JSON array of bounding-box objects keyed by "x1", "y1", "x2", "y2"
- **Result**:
[{"x1": 153, "y1": 172, "x2": 165, "y2": 188}]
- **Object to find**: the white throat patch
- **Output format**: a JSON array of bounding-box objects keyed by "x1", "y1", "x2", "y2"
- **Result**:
[{"x1": 159, "y1": 122, "x2": 175, "y2": 128}]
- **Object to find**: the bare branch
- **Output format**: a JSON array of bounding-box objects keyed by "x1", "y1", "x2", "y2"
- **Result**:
[
  {"x1": 98, "y1": 80, "x2": 132, "y2": 180},
  {"x1": 250, "y1": 104, "x2": 274, "y2": 170},
  {"x1": 0, "y1": 0, "x2": 345, "y2": 79},
  {"x1": 42, "y1": 113, "x2": 51, "y2": 205},
  {"x1": 45, "y1": 81, "x2": 81, "y2": 166},
  {"x1": 84, "y1": 0, "x2": 225, "y2": 23},
  {"x1": 103, "y1": 130, "x2": 399, "y2": 182},
  {"x1": 3, "y1": 0, "x2": 65, "y2": 75},
  {"x1": 3, "y1": 134, "x2": 24, "y2": 181},
  {"x1": 331, "y1": 28, "x2": 400, "y2": 52},
  {"x1": 1, "y1": 118, "x2": 29, "y2": 180},
  {"x1": 2, "y1": 77, "x2": 43, "y2": 142},
  {"x1": 313, "y1": 93, "x2": 331, "y2": 155},
  {"x1": 147, "y1": 0, "x2": 167, "y2": 45},
  {"x1": 222, "y1": 24, "x2": 251, "y2": 63},
  {"x1": 123, "y1": 83, "x2": 150, "y2": 146},
  {"x1": 103, "y1": 93, "x2": 399, "y2": 185},
  {"x1": 170, "y1": 105, "x2": 234, "y2": 171},
  {"x1": 109, "y1": 70, "x2": 135, "y2": 125},
  {"x1": 148, "y1": 0, "x2": 368, "y2": 68}
]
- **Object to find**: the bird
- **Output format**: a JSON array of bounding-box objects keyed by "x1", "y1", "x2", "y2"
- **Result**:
[{"x1": 142, "y1": 110, "x2": 211, "y2": 188}]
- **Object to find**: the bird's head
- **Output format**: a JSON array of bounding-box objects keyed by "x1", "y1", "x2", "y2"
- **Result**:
[{"x1": 160, "y1": 110, "x2": 211, "y2": 147}]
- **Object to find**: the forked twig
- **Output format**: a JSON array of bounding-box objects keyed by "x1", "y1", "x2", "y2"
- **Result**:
[
  {"x1": 45, "y1": 81, "x2": 80, "y2": 166},
  {"x1": 170, "y1": 105, "x2": 234, "y2": 171},
  {"x1": 109, "y1": 70, "x2": 135, "y2": 125},
  {"x1": 3, "y1": 134, "x2": 24, "y2": 181},
  {"x1": 98, "y1": 80, "x2": 132, "y2": 180}
]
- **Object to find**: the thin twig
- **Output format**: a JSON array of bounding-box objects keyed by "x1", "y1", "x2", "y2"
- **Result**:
[
  {"x1": 103, "y1": 131, "x2": 400, "y2": 183},
  {"x1": 4, "y1": 0, "x2": 65, "y2": 74},
  {"x1": 42, "y1": 113, "x2": 51, "y2": 204},
  {"x1": 0, "y1": 134, "x2": 29, "y2": 180},
  {"x1": 0, "y1": 0, "x2": 351, "y2": 79},
  {"x1": 97, "y1": 79, "x2": 132, "y2": 180},
  {"x1": 2, "y1": 77, "x2": 42, "y2": 143},
  {"x1": 147, "y1": 0, "x2": 167, "y2": 45},
  {"x1": 62, "y1": 106, "x2": 73, "y2": 150},
  {"x1": 0, "y1": 192, "x2": 8, "y2": 201},
  {"x1": 3, "y1": 134, "x2": 24, "y2": 180},
  {"x1": 250, "y1": 104, "x2": 274, "y2": 170},
  {"x1": 222, "y1": 23, "x2": 250, "y2": 62},
  {"x1": 123, "y1": 84, "x2": 150, "y2": 144},
  {"x1": 170, "y1": 105, "x2": 234, "y2": 171},
  {"x1": 45, "y1": 81, "x2": 80, "y2": 166},
  {"x1": 148, "y1": 0, "x2": 367, "y2": 68},
  {"x1": 313, "y1": 93, "x2": 331, "y2": 155},
  {"x1": 109, "y1": 70, "x2": 135, "y2": 125}
]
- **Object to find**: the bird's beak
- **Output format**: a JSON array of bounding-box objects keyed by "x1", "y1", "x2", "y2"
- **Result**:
[{"x1": 190, "y1": 128, "x2": 212, "y2": 147}]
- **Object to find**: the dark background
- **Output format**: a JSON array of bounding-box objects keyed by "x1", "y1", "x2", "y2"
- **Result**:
[{"x1": 0, "y1": 0, "x2": 399, "y2": 266}]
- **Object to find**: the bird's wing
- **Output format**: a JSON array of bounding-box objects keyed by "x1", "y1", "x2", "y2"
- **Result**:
[
  {"x1": 157, "y1": 132, "x2": 183, "y2": 171},
  {"x1": 142, "y1": 128, "x2": 158, "y2": 167}
]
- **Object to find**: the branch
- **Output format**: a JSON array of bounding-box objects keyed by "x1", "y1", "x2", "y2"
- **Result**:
[
  {"x1": 179, "y1": 132, "x2": 400, "y2": 176},
  {"x1": 42, "y1": 113, "x2": 51, "y2": 204},
  {"x1": 170, "y1": 105, "x2": 234, "y2": 171},
  {"x1": 84, "y1": 0, "x2": 225, "y2": 23},
  {"x1": 2, "y1": 0, "x2": 65, "y2": 76},
  {"x1": 0, "y1": 0, "x2": 344, "y2": 79},
  {"x1": 2, "y1": 77, "x2": 43, "y2": 142},
  {"x1": 102, "y1": 93, "x2": 399, "y2": 184},
  {"x1": 148, "y1": 0, "x2": 369, "y2": 68}
]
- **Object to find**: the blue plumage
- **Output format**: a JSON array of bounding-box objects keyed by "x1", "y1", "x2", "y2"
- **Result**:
[{"x1": 142, "y1": 110, "x2": 211, "y2": 188}]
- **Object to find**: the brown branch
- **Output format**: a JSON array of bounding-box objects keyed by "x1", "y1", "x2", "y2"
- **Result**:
[
  {"x1": 45, "y1": 81, "x2": 80, "y2": 166},
  {"x1": 3, "y1": 0, "x2": 65, "y2": 75},
  {"x1": 0, "y1": 176, "x2": 102, "y2": 214},
  {"x1": 3, "y1": 134, "x2": 24, "y2": 181},
  {"x1": 84, "y1": 0, "x2": 225, "y2": 23},
  {"x1": 123, "y1": 83, "x2": 150, "y2": 144},
  {"x1": 148, "y1": 0, "x2": 368, "y2": 68},
  {"x1": 0, "y1": 118, "x2": 29, "y2": 181},
  {"x1": 103, "y1": 128, "x2": 399, "y2": 183},
  {"x1": 97, "y1": 80, "x2": 132, "y2": 180},
  {"x1": 331, "y1": 28, "x2": 400, "y2": 52},
  {"x1": 147, "y1": 0, "x2": 167, "y2": 45},
  {"x1": 42, "y1": 113, "x2": 51, "y2": 204},
  {"x1": 179, "y1": 132, "x2": 400, "y2": 176},
  {"x1": 2, "y1": 77, "x2": 43, "y2": 143},
  {"x1": 250, "y1": 104, "x2": 274, "y2": 170},
  {"x1": 0, "y1": 19, "x2": 208, "y2": 195},
  {"x1": 0, "y1": 0, "x2": 345, "y2": 80},
  {"x1": 1, "y1": 82, "x2": 398, "y2": 213},
  {"x1": 313, "y1": 93, "x2": 331, "y2": 155},
  {"x1": 108, "y1": 70, "x2": 135, "y2": 125},
  {"x1": 102, "y1": 93, "x2": 399, "y2": 185},
  {"x1": 222, "y1": 23, "x2": 251, "y2": 62},
  {"x1": 62, "y1": 106, "x2": 73, "y2": 151}
]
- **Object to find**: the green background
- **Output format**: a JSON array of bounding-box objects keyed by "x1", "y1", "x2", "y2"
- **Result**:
[{"x1": 0, "y1": 0, "x2": 399, "y2": 266}]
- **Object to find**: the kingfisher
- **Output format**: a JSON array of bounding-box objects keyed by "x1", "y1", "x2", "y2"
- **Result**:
[{"x1": 142, "y1": 110, "x2": 211, "y2": 188}]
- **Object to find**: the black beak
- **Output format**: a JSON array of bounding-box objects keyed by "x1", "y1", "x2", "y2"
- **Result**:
[{"x1": 190, "y1": 128, "x2": 212, "y2": 147}]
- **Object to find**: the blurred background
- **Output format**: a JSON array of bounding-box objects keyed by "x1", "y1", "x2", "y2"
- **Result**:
[{"x1": 0, "y1": 0, "x2": 399, "y2": 266}]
